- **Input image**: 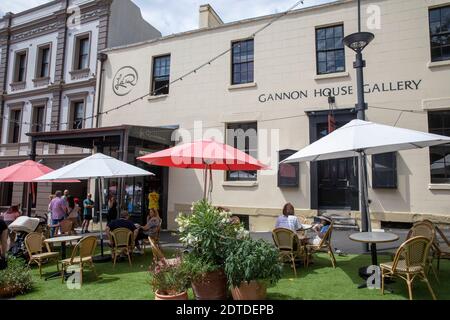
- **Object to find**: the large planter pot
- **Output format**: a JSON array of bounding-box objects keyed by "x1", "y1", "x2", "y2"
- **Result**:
[
  {"x1": 231, "y1": 281, "x2": 267, "y2": 300},
  {"x1": 192, "y1": 269, "x2": 228, "y2": 300},
  {"x1": 155, "y1": 290, "x2": 188, "y2": 300}
]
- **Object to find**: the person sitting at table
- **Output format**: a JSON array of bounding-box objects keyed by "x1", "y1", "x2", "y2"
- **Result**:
[
  {"x1": 309, "y1": 215, "x2": 332, "y2": 245},
  {"x1": 106, "y1": 211, "x2": 139, "y2": 251},
  {"x1": 275, "y1": 203, "x2": 302, "y2": 231},
  {"x1": 0, "y1": 219, "x2": 8, "y2": 270},
  {"x1": 135, "y1": 209, "x2": 162, "y2": 247},
  {"x1": 1, "y1": 205, "x2": 22, "y2": 251}
]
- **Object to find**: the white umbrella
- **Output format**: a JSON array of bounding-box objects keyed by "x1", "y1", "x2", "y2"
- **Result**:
[
  {"x1": 36, "y1": 153, "x2": 154, "y2": 260},
  {"x1": 282, "y1": 119, "x2": 450, "y2": 232}
]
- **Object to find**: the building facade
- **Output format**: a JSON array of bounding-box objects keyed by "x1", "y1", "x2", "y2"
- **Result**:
[
  {"x1": 0, "y1": 0, "x2": 160, "y2": 216},
  {"x1": 97, "y1": 0, "x2": 450, "y2": 231}
]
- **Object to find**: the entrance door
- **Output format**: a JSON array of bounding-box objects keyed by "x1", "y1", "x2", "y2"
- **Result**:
[{"x1": 308, "y1": 109, "x2": 359, "y2": 210}]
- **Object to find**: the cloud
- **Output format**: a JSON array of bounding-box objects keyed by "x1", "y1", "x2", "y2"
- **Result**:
[{"x1": 1, "y1": 0, "x2": 336, "y2": 35}]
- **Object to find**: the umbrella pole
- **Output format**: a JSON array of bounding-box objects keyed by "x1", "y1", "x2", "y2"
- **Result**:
[
  {"x1": 359, "y1": 152, "x2": 370, "y2": 251},
  {"x1": 93, "y1": 177, "x2": 111, "y2": 262},
  {"x1": 26, "y1": 182, "x2": 32, "y2": 217}
]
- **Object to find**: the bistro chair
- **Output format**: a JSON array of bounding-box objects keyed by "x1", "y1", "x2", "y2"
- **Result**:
[
  {"x1": 305, "y1": 222, "x2": 336, "y2": 268},
  {"x1": 148, "y1": 236, "x2": 178, "y2": 266},
  {"x1": 380, "y1": 236, "x2": 436, "y2": 300},
  {"x1": 110, "y1": 228, "x2": 133, "y2": 267},
  {"x1": 434, "y1": 226, "x2": 450, "y2": 272},
  {"x1": 60, "y1": 236, "x2": 98, "y2": 286},
  {"x1": 406, "y1": 220, "x2": 438, "y2": 281},
  {"x1": 25, "y1": 232, "x2": 60, "y2": 278},
  {"x1": 272, "y1": 228, "x2": 304, "y2": 277}
]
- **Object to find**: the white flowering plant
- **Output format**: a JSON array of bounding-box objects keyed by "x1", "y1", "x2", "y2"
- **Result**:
[{"x1": 176, "y1": 200, "x2": 250, "y2": 266}]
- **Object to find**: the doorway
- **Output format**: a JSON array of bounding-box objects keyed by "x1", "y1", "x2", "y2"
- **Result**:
[{"x1": 308, "y1": 109, "x2": 359, "y2": 210}]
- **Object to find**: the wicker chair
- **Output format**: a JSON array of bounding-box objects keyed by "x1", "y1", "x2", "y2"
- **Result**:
[
  {"x1": 110, "y1": 228, "x2": 133, "y2": 267},
  {"x1": 306, "y1": 222, "x2": 336, "y2": 268},
  {"x1": 272, "y1": 228, "x2": 304, "y2": 277},
  {"x1": 148, "y1": 236, "x2": 178, "y2": 266},
  {"x1": 60, "y1": 236, "x2": 98, "y2": 285},
  {"x1": 25, "y1": 232, "x2": 60, "y2": 278},
  {"x1": 406, "y1": 220, "x2": 438, "y2": 281},
  {"x1": 434, "y1": 226, "x2": 450, "y2": 271},
  {"x1": 380, "y1": 236, "x2": 436, "y2": 300}
]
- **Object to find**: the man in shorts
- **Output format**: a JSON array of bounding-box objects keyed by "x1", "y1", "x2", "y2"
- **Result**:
[{"x1": 82, "y1": 193, "x2": 94, "y2": 234}]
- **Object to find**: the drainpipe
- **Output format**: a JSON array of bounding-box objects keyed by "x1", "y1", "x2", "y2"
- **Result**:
[{"x1": 95, "y1": 53, "x2": 108, "y2": 128}]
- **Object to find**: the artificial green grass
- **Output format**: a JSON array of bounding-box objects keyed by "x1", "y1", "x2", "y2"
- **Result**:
[{"x1": 15, "y1": 249, "x2": 450, "y2": 300}]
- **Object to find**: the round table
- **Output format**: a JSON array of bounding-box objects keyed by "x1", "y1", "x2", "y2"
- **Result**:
[
  {"x1": 349, "y1": 232, "x2": 399, "y2": 266},
  {"x1": 300, "y1": 224, "x2": 313, "y2": 231},
  {"x1": 44, "y1": 235, "x2": 83, "y2": 281}
]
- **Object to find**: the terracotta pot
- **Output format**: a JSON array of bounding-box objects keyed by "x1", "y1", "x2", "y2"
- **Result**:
[
  {"x1": 155, "y1": 290, "x2": 188, "y2": 300},
  {"x1": 231, "y1": 281, "x2": 267, "y2": 300},
  {"x1": 192, "y1": 269, "x2": 228, "y2": 300},
  {"x1": 0, "y1": 287, "x2": 15, "y2": 298}
]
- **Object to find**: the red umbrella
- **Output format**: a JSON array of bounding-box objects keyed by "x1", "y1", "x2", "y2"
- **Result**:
[
  {"x1": 0, "y1": 160, "x2": 79, "y2": 216},
  {"x1": 137, "y1": 139, "x2": 268, "y2": 199}
]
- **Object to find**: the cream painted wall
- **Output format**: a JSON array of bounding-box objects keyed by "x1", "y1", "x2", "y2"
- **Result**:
[{"x1": 99, "y1": 0, "x2": 450, "y2": 230}]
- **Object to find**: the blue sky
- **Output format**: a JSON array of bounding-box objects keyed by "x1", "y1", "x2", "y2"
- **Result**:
[{"x1": 0, "y1": 0, "x2": 336, "y2": 36}]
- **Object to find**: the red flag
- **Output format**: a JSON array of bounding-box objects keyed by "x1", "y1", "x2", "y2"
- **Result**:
[{"x1": 328, "y1": 114, "x2": 336, "y2": 133}]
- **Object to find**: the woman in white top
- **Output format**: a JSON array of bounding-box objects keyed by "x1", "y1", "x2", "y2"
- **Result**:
[{"x1": 275, "y1": 203, "x2": 301, "y2": 231}]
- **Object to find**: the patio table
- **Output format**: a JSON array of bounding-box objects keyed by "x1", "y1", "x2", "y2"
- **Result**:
[
  {"x1": 44, "y1": 235, "x2": 83, "y2": 281},
  {"x1": 349, "y1": 232, "x2": 399, "y2": 289}
]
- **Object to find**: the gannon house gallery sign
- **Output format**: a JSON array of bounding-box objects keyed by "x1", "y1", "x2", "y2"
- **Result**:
[{"x1": 258, "y1": 79, "x2": 422, "y2": 103}]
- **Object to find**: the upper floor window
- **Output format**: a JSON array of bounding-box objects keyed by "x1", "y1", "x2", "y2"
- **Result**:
[
  {"x1": 226, "y1": 122, "x2": 258, "y2": 181},
  {"x1": 8, "y1": 109, "x2": 22, "y2": 143},
  {"x1": 74, "y1": 34, "x2": 90, "y2": 70},
  {"x1": 36, "y1": 44, "x2": 51, "y2": 78},
  {"x1": 429, "y1": 6, "x2": 450, "y2": 62},
  {"x1": 316, "y1": 25, "x2": 345, "y2": 75},
  {"x1": 152, "y1": 55, "x2": 170, "y2": 95},
  {"x1": 71, "y1": 101, "x2": 84, "y2": 130},
  {"x1": 428, "y1": 110, "x2": 450, "y2": 183},
  {"x1": 32, "y1": 105, "x2": 46, "y2": 133},
  {"x1": 14, "y1": 51, "x2": 27, "y2": 83},
  {"x1": 232, "y1": 39, "x2": 254, "y2": 85}
]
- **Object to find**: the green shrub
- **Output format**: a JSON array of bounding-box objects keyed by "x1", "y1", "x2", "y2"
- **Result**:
[
  {"x1": 224, "y1": 238, "x2": 283, "y2": 288},
  {"x1": 182, "y1": 251, "x2": 222, "y2": 282},
  {"x1": 0, "y1": 257, "x2": 33, "y2": 298},
  {"x1": 149, "y1": 257, "x2": 189, "y2": 295}
]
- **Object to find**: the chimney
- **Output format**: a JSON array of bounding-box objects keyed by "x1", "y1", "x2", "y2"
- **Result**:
[{"x1": 199, "y1": 4, "x2": 223, "y2": 29}]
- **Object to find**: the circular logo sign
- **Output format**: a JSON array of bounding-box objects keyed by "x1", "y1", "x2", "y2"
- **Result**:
[{"x1": 113, "y1": 66, "x2": 138, "y2": 96}]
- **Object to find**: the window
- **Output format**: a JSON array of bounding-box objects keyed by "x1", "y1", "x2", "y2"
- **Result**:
[
  {"x1": 151, "y1": 55, "x2": 170, "y2": 95},
  {"x1": 316, "y1": 25, "x2": 345, "y2": 74},
  {"x1": 0, "y1": 183, "x2": 13, "y2": 207},
  {"x1": 428, "y1": 110, "x2": 450, "y2": 183},
  {"x1": 278, "y1": 149, "x2": 299, "y2": 188},
  {"x1": 232, "y1": 39, "x2": 254, "y2": 85},
  {"x1": 71, "y1": 101, "x2": 84, "y2": 130},
  {"x1": 429, "y1": 6, "x2": 450, "y2": 62},
  {"x1": 32, "y1": 106, "x2": 46, "y2": 133},
  {"x1": 14, "y1": 51, "x2": 27, "y2": 82},
  {"x1": 226, "y1": 122, "x2": 257, "y2": 181},
  {"x1": 8, "y1": 109, "x2": 22, "y2": 143},
  {"x1": 36, "y1": 45, "x2": 51, "y2": 78},
  {"x1": 74, "y1": 34, "x2": 90, "y2": 70},
  {"x1": 372, "y1": 153, "x2": 397, "y2": 188}
]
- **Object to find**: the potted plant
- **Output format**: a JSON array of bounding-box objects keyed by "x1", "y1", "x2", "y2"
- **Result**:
[
  {"x1": 224, "y1": 238, "x2": 283, "y2": 300},
  {"x1": 176, "y1": 200, "x2": 249, "y2": 300},
  {"x1": 149, "y1": 257, "x2": 189, "y2": 300},
  {"x1": 0, "y1": 257, "x2": 33, "y2": 298}
]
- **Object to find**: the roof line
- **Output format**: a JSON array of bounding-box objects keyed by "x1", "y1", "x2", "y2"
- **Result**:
[{"x1": 102, "y1": 0, "x2": 349, "y2": 53}]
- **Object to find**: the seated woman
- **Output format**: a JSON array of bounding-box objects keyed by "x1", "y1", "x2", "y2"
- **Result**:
[
  {"x1": 275, "y1": 203, "x2": 302, "y2": 232},
  {"x1": 309, "y1": 216, "x2": 332, "y2": 245},
  {"x1": 1, "y1": 205, "x2": 21, "y2": 251},
  {"x1": 136, "y1": 209, "x2": 162, "y2": 245}
]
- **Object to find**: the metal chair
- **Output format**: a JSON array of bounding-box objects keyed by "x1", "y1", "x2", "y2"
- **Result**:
[{"x1": 380, "y1": 236, "x2": 436, "y2": 300}]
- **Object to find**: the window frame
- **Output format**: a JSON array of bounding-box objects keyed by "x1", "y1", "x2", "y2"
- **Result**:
[
  {"x1": 13, "y1": 49, "x2": 28, "y2": 83},
  {"x1": 428, "y1": 110, "x2": 450, "y2": 183},
  {"x1": 429, "y1": 5, "x2": 450, "y2": 62},
  {"x1": 231, "y1": 38, "x2": 255, "y2": 85},
  {"x1": 151, "y1": 54, "x2": 171, "y2": 96},
  {"x1": 315, "y1": 24, "x2": 346, "y2": 75},
  {"x1": 31, "y1": 104, "x2": 47, "y2": 133},
  {"x1": 35, "y1": 43, "x2": 52, "y2": 79},
  {"x1": 8, "y1": 107, "x2": 23, "y2": 144},
  {"x1": 225, "y1": 121, "x2": 258, "y2": 182},
  {"x1": 72, "y1": 32, "x2": 91, "y2": 71},
  {"x1": 278, "y1": 149, "x2": 300, "y2": 188},
  {"x1": 372, "y1": 152, "x2": 398, "y2": 189}
]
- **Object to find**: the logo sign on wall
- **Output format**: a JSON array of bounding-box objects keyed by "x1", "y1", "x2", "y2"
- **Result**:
[{"x1": 113, "y1": 66, "x2": 138, "y2": 96}]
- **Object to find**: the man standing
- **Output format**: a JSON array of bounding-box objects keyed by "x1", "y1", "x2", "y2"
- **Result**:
[
  {"x1": 49, "y1": 191, "x2": 68, "y2": 237},
  {"x1": 82, "y1": 193, "x2": 94, "y2": 234}
]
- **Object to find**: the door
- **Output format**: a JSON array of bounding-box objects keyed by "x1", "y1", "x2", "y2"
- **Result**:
[{"x1": 308, "y1": 109, "x2": 359, "y2": 210}]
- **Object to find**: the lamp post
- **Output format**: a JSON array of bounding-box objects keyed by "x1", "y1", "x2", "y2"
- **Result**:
[{"x1": 343, "y1": 25, "x2": 375, "y2": 236}]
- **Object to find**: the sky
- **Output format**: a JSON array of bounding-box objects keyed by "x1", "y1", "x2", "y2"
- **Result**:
[{"x1": 0, "y1": 0, "x2": 336, "y2": 36}]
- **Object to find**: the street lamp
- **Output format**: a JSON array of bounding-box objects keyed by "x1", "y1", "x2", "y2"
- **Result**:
[{"x1": 343, "y1": 30, "x2": 374, "y2": 235}]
